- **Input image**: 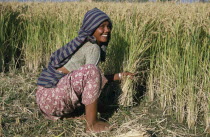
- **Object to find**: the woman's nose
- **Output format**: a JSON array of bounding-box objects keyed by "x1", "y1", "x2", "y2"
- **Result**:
[{"x1": 104, "y1": 26, "x2": 111, "y2": 33}]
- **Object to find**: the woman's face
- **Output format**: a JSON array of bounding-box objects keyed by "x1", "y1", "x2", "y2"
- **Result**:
[{"x1": 93, "y1": 21, "x2": 112, "y2": 45}]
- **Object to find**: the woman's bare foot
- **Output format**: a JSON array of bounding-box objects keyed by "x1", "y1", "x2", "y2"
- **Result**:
[
  {"x1": 85, "y1": 99, "x2": 110, "y2": 133},
  {"x1": 86, "y1": 120, "x2": 110, "y2": 133}
]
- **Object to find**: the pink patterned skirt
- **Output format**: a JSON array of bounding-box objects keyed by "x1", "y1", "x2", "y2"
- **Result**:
[{"x1": 36, "y1": 64, "x2": 107, "y2": 120}]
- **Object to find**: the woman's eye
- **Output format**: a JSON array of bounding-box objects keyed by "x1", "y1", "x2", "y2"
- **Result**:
[
  {"x1": 99, "y1": 25, "x2": 111, "y2": 30},
  {"x1": 99, "y1": 25, "x2": 105, "y2": 28}
]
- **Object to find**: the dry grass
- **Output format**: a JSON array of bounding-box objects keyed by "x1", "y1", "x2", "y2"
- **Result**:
[{"x1": 0, "y1": 72, "x2": 209, "y2": 136}]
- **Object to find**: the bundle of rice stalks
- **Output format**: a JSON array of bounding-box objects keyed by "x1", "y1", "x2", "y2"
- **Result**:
[
  {"x1": 119, "y1": 60, "x2": 139, "y2": 107},
  {"x1": 119, "y1": 43, "x2": 151, "y2": 107},
  {"x1": 119, "y1": 74, "x2": 136, "y2": 107}
]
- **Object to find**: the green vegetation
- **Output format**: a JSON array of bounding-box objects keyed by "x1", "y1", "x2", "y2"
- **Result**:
[{"x1": 0, "y1": 2, "x2": 209, "y2": 136}]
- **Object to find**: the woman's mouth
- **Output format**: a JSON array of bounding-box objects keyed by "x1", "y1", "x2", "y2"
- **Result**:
[{"x1": 101, "y1": 34, "x2": 108, "y2": 37}]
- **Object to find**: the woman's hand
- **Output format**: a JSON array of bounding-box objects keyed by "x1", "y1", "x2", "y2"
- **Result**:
[
  {"x1": 115, "y1": 72, "x2": 136, "y2": 81},
  {"x1": 57, "y1": 66, "x2": 69, "y2": 74},
  {"x1": 105, "y1": 72, "x2": 136, "y2": 81}
]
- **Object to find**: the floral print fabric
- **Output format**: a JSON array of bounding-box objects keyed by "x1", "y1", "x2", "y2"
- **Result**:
[{"x1": 36, "y1": 64, "x2": 107, "y2": 120}]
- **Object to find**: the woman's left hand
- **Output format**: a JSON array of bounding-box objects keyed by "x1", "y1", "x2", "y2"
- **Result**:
[{"x1": 118, "y1": 71, "x2": 136, "y2": 80}]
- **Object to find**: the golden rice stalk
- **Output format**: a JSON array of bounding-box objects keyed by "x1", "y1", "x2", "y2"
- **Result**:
[
  {"x1": 119, "y1": 78, "x2": 134, "y2": 107},
  {"x1": 119, "y1": 58, "x2": 141, "y2": 107}
]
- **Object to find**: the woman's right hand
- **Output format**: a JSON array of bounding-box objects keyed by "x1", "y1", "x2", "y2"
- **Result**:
[{"x1": 57, "y1": 66, "x2": 70, "y2": 74}]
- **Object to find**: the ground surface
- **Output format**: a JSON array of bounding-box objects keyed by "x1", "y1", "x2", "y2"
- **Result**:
[{"x1": 0, "y1": 72, "x2": 208, "y2": 137}]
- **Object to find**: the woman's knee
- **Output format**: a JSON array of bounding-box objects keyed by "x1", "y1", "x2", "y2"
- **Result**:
[{"x1": 84, "y1": 64, "x2": 100, "y2": 77}]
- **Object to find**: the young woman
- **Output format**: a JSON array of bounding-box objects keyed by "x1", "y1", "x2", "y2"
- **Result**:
[{"x1": 36, "y1": 8, "x2": 133, "y2": 133}]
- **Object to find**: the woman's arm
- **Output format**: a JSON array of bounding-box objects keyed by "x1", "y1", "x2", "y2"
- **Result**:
[
  {"x1": 104, "y1": 73, "x2": 120, "y2": 82},
  {"x1": 105, "y1": 72, "x2": 135, "y2": 82}
]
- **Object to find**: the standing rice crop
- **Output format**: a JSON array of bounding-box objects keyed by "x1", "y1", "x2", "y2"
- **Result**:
[{"x1": 145, "y1": 3, "x2": 210, "y2": 129}]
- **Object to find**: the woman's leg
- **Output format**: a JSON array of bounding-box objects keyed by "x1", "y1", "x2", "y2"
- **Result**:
[
  {"x1": 36, "y1": 64, "x2": 110, "y2": 132},
  {"x1": 85, "y1": 99, "x2": 110, "y2": 132},
  {"x1": 70, "y1": 64, "x2": 109, "y2": 132}
]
